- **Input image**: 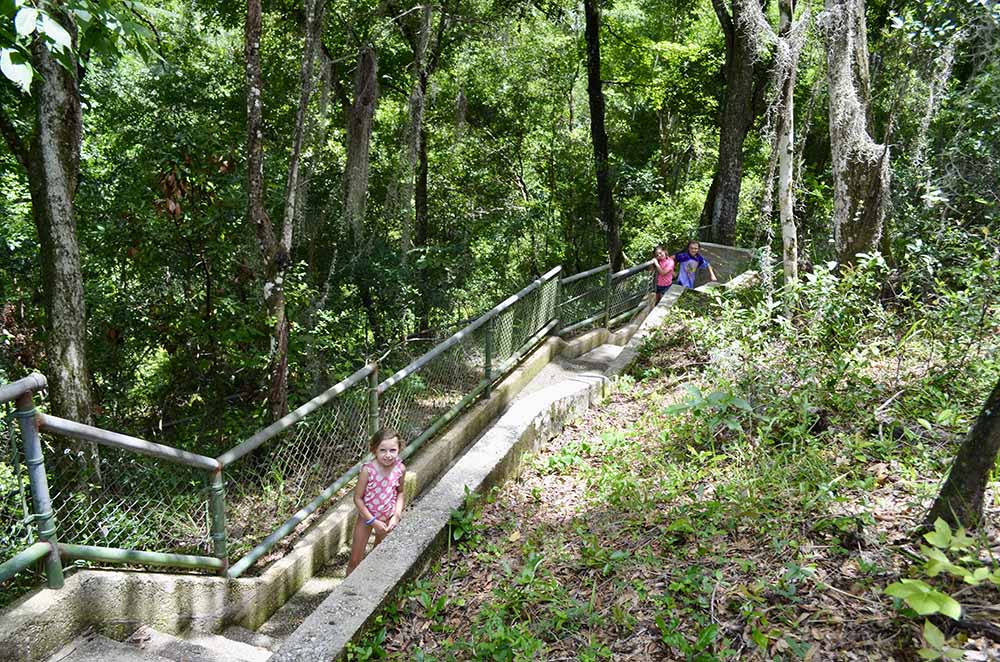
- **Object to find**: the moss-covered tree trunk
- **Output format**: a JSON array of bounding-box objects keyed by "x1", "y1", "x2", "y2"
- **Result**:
[
  {"x1": 25, "y1": 23, "x2": 95, "y2": 429},
  {"x1": 926, "y1": 378, "x2": 1000, "y2": 530},
  {"x1": 821, "y1": 0, "x2": 890, "y2": 266}
]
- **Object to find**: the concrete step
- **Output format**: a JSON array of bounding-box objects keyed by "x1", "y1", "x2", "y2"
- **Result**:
[
  {"x1": 254, "y1": 564, "x2": 346, "y2": 645},
  {"x1": 126, "y1": 626, "x2": 271, "y2": 662},
  {"x1": 220, "y1": 625, "x2": 277, "y2": 652},
  {"x1": 45, "y1": 631, "x2": 174, "y2": 662}
]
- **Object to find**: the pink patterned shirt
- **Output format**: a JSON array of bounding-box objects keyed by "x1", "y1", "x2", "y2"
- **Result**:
[
  {"x1": 656, "y1": 256, "x2": 675, "y2": 287},
  {"x1": 362, "y1": 460, "x2": 405, "y2": 520}
]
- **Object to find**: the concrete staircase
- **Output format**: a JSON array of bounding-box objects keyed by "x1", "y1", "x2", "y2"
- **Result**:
[{"x1": 46, "y1": 565, "x2": 347, "y2": 662}]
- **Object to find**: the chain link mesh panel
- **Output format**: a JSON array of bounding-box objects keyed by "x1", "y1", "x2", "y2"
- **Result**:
[
  {"x1": 381, "y1": 273, "x2": 559, "y2": 444},
  {"x1": 608, "y1": 268, "x2": 653, "y2": 323},
  {"x1": 44, "y1": 436, "x2": 210, "y2": 559},
  {"x1": 380, "y1": 322, "x2": 489, "y2": 444},
  {"x1": 224, "y1": 379, "x2": 370, "y2": 561},
  {"x1": 1, "y1": 402, "x2": 40, "y2": 608},
  {"x1": 558, "y1": 267, "x2": 609, "y2": 335}
]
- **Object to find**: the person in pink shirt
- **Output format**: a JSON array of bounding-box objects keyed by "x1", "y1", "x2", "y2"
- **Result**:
[
  {"x1": 653, "y1": 245, "x2": 676, "y2": 303},
  {"x1": 347, "y1": 428, "x2": 407, "y2": 575}
]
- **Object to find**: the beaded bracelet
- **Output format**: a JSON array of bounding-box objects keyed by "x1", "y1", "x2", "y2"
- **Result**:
[{"x1": 365, "y1": 515, "x2": 377, "y2": 526}]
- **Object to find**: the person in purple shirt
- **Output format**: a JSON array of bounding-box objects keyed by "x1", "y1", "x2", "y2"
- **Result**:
[{"x1": 674, "y1": 240, "x2": 718, "y2": 288}]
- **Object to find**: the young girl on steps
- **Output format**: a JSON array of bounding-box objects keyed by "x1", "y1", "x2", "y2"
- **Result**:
[
  {"x1": 653, "y1": 245, "x2": 675, "y2": 303},
  {"x1": 347, "y1": 428, "x2": 407, "y2": 575}
]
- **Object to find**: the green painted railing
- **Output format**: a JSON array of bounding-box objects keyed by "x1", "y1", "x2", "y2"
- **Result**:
[{"x1": 0, "y1": 258, "x2": 660, "y2": 599}]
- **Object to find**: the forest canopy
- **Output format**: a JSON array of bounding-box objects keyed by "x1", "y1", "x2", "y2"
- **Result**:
[{"x1": 1, "y1": 0, "x2": 997, "y2": 447}]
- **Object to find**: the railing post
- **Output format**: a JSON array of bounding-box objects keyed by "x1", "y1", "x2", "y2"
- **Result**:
[
  {"x1": 603, "y1": 268, "x2": 613, "y2": 328},
  {"x1": 484, "y1": 317, "x2": 493, "y2": 399},
  {"x1": 367, "y1": 362, "x2": 380, "y2": 436},
  {"x1": 208, "y1": 468, "x2": 227, "y2": 574},
  {"x1": 15, "y1": 392, "x2": 64, "y2": 589},
  {"x1": 553, "y1": 276, "x2": 562, "y2": 332}
]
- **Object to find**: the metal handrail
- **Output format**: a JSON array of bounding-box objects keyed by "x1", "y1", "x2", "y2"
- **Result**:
[
  {"x1": 0, "y1": 255, "x2": 666, "y2": 590},
  {"x1": 611, "y1": 258, "x2": 656, "y2": 281},
  {"x1": 218, "y1": 363, "x2": 375, "y2": 467},
  {"x1": 377, "y1": 266, "x2": 561, "y2": 395},
  {"x1": 560, "y1": 263, "x2": 610, "y2": 285},
  {"x1": 39, "y1": 415, "x2": 220, "y2": 471},
  {"x1": 0, "y1": 373, "x2": 46, "y2": 404}
]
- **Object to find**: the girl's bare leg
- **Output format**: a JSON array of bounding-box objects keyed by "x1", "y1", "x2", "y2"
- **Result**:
[{"x1": 346, "y1": 518, "x2": 370, "y2": 575}]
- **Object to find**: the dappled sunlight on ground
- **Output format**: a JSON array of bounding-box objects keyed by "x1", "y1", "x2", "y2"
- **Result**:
[{"x1": 352, "y1": 314, "x2": 1000, "y2": 661}]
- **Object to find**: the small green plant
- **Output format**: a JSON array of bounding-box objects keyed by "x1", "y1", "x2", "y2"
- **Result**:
[
  {"x1": 344, "y1": 627, "x2": 387, "y2": 660},
  {"x1": 655, "y1": 614, "x2": 718, "y2": 660},
  {"x1": 885, "y1": 519, "x2": 1000, "y2": 657},
  {"x1": 664, "y1": 385, "x2": 753, "y2": 450},
  {"x1": 917, "y1": 619, "x2": 964, "y2": 660},
  {"x1": 448, "y1": 486, "x2": 482, "y2": 545},
  {"x1": 577, "y1": 532, "x2": 630, "y2": 576}
]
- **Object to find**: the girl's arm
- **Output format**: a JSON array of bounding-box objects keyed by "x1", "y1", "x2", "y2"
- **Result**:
[
  {"x1": 353, "y1": 466, "x2": 375, "y2": 522},
  {"x1": 387, "y1": 467, "x2": 406, "y2": 531},
  {"x1": 654, "y1": 260, "x2": 671, "y2": 276}
]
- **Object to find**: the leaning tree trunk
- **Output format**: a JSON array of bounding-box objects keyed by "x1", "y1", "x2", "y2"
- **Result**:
[
  {"x1": 700, "y1": 0, "x2": 767, "y2": 246},
  {"x1": 821, "y1": 0, "x2": 890, "y2": 266},
  {"x1": 244, "y1": 0, "x2": 324, "y2": 420},
  {"x1": 27, "y1": 31, "x2": 94, "y2": 429},
  {"x1": 583, "y1": 0, "x2": 621, "y2": 271},
  {"x1": 926, "y1": 377, "x2": 1000, "y2": 530},
  {"x1": 245, "y1": 0, "x2": 285, "y2": 421}
]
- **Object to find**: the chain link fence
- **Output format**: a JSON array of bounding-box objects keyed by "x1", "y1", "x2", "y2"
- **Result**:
[
  {"x1": 609, "y1": 264, "x2": 654, "y2": 322},
  {"x1": 45, "y1": 437, "x2": 210, "y2": 558},
  {"x1": 558, "y1": 265, "x2": 611, "y2": 336},
  {"x1": 0, "y1": 261, "x2": 615, "y2": 593},
  {"x1": 558, "y1": 261, "x2": 654, "y2": 336},
  {"x1": 223, "y1": 379, "x2": 371, "y2": 560}
]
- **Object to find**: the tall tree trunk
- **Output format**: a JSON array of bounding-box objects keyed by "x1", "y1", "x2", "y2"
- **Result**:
[
  {"x1": 244, "y1": 0, "x2": 280, "y2": 419},
  {"x1": 341, "y1": 45, "x2": 382, "y2": 349},
  {"x1": 926, "y1": 377, "x2": 1000, "y2": 530},
  {"x1": 778, "y1": 0, "x2": 798, "y2": 286},
  {"x1": 283, "y1": 0, "x2": 324, "y2": 247},
  {"x1": 821, "y1": 0, "x2": 890, "y2": 266},
  {"x1": 343, "y1": 46, "x2": 379, "y2": 242},
  {"x1": 399, "y1": 5, "x2": 432, "y2": 262},
  {"x1": 0, "y1": 8, "x2": 105, "y2": 485},
  {"x1": 27, "y1": 29, "x2": 95, "y2": 428},
  {"x1": 415, "y1": 124, "x2": 431, "y2": 330},
  {"x1": 244, "y1": 0, "x2": 323, "y2": 420},
  {"x1": 700, "y1": 0, "x2": 768, "y2": 245},
  {"x1": 583, "y1": 0, "x2": 621, "y2": 270}
]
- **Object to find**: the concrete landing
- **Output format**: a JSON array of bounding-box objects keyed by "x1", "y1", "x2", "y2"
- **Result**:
[
  {"x1": 516, "y1": 344, "x2": 624, "y2": 400},
  {"x1": 45, "y1": 632, "x2": 175, "y2": 662},
  {"x1": 45, "y1": 625, "x2": 272, "y2": 662}
]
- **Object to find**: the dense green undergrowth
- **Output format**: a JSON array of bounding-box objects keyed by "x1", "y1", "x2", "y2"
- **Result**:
[{"x1": 346, "y1": 248, "x2": 1000, "y2": 660}]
